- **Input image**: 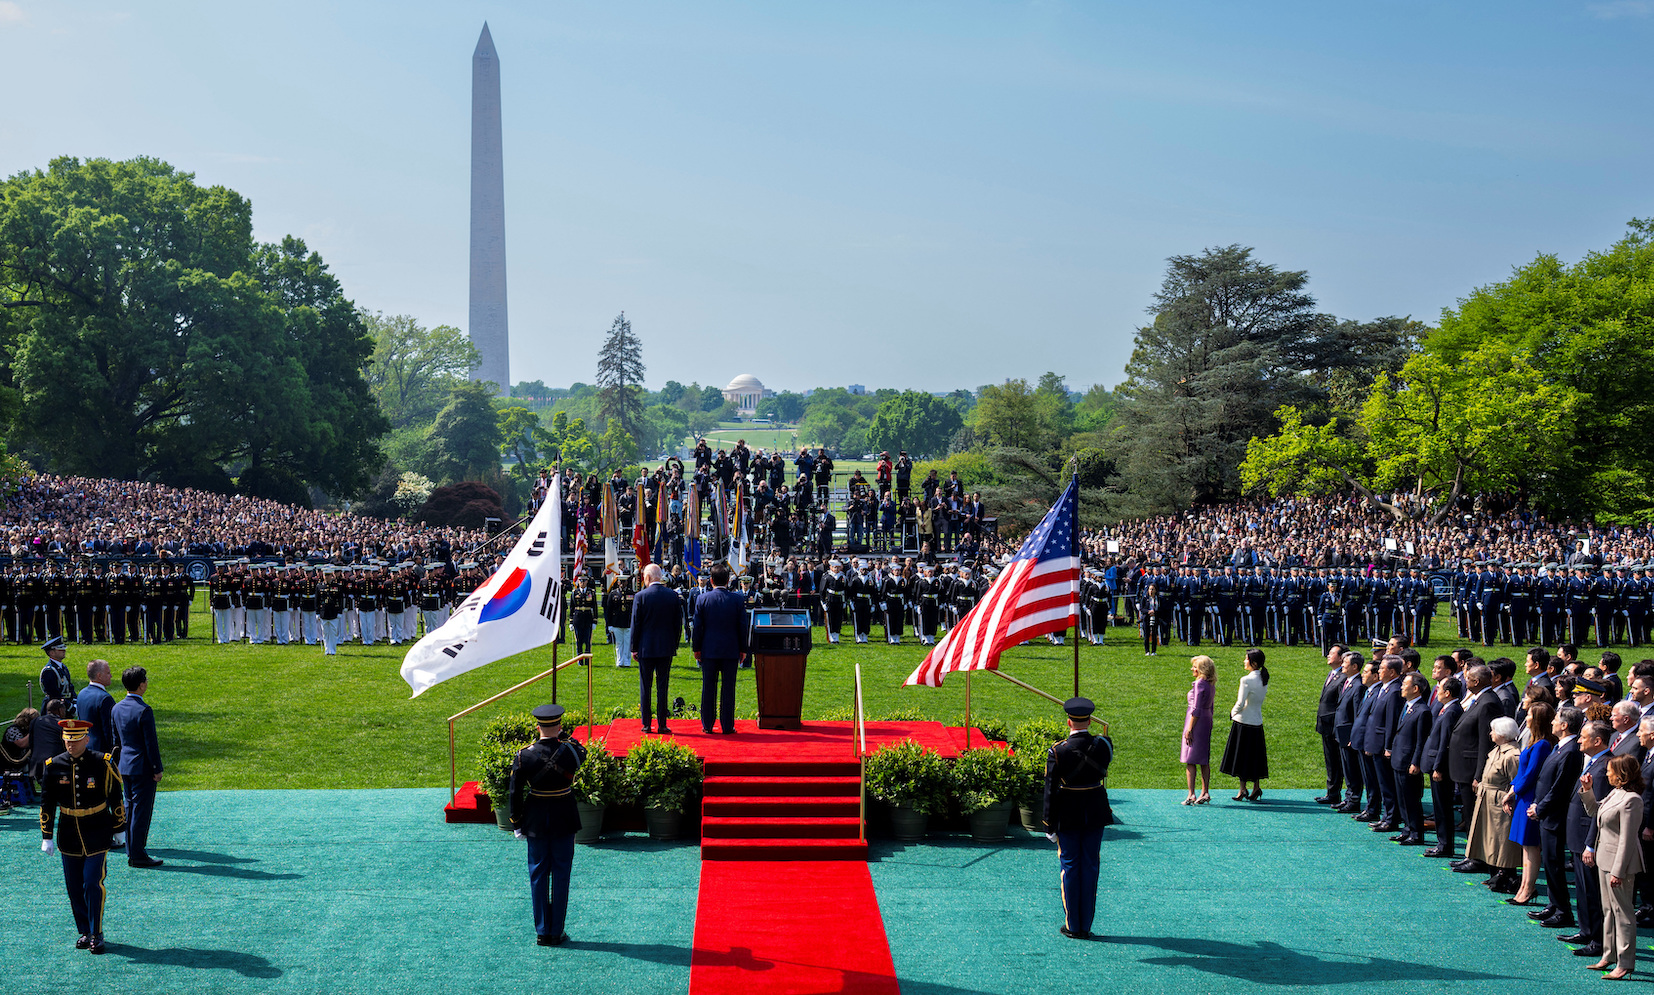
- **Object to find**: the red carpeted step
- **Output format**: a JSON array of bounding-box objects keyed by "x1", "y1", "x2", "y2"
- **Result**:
[
  {"x1": 702, "y1": 795, "x2": 861, "y2": 817},
  {"x1": 443, "y1": 781, "x2": 495, "y2": 824},
  {"x1": 703, "y1": 775, "x2": 861, "y2": 796},
  {"x1": 945, "y1": 727, "x2": 1011, "y2": 754},
  {"x1": 700, "y1": 838, "x2": 869, "y2": 861},
  {"x1": 704, "y1": 760, "x2": 861, "y2": 777},
  {"x1": 702, "y1": 816, "x2": 862, "y2": 839}
]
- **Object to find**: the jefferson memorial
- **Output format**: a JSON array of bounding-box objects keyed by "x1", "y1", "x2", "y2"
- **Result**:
[{"x1": 721, "y1": 374, "x2": 772, "y2": 416}]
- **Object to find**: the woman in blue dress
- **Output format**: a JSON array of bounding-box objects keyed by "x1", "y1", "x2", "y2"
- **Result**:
[{"x1": 1502, "y1": 702, "x2": 1556, "y2": 907}]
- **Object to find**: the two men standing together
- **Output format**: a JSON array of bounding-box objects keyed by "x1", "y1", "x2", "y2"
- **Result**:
[{"x1": 629, "y1": 562, "x2": 750, "y2": 736}]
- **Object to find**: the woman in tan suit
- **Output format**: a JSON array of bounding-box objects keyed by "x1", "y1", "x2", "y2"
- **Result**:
[
  {"x1": 1465, "y1": 716, "x2": 1521, "y2": 885},
  {"x1": 1582, "y1": 754, "x2": 1647, "y2": 979}
]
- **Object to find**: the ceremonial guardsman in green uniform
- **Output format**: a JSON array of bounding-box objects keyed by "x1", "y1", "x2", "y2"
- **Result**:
[
  {"x1": 40, "y1": 718, "x2": 127, "y2": 954},
  {"x1": 1043, "y1": 697, "x2": 1115, "y2": 941},
  {"x1": 508, "y1": 703, "x2": 587, "y2": 947}
]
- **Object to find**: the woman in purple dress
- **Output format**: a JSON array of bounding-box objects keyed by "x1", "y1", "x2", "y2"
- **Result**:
[{"x1": 1182, "y1": 656, "x2": 1216, "y2": 805}]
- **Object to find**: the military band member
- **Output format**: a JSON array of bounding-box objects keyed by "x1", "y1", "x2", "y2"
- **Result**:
[
  {"x1": 210, "y1": 564, "x2": 237, "y2": 643},
  {"x1": 569, "y1": 573, "x2": 597, "y2": 660},
  {"x1": 356, "y1": 566, "x2": 380, "y2": 644},
  {"x1": 821, "y1": 560, "x2": 847, "y2": 644},
  {"x1": 297, "y1": 566, "x2": 321, "y2": 644},
  {"x1": 39, "y1": 718, "x2": 127, "y2": 954},
  {"x1": 419, "y1": 567, "x2": 453, "y2": 641},
  {"x1": 245, "y1": 565, "x2": 270, "y2": 644},
  {"x1": 508, "y1": 703, "x2": 587, "y2": 947},
  {"x1": 912, "y1": 565, "x2": 940, "y2": 646},
  {"x1": 1043, "y1": 697, "x2": 1114, "y2": 941},
  {"x1": 384, "y1": 567, "x2": 409, "y2": 645},
  {"x1": 318, "y1": 567, "x2": 346, "y2": 655}
]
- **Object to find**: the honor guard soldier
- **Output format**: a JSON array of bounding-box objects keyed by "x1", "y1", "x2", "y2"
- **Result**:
[
  {"x1": 508, "y1": 703, "x2": 587, "y2": 947},
  {"x1": 40, "y1": 635, "x2": 78, "y2": 716},
  {"x1": 1042, "y1": 697, "x2": 1114, "y2": 940},
  {"x1": 821, "y1": 560, "x2": 848, "y2": 643},
  {"x1": 318, "y1": 567, "x2": 346, "y2": 655},
  {"x1": 39, "y1": 718, "x2": 127, "y2": 954},
  {"x1": 297, "y1": 566, "x2": 321, "y2": 645}
]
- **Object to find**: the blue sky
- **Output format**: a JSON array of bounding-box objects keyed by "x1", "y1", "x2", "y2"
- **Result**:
[{"x1": 1, "y1": 1, "x2": 1649, "y2": 394}]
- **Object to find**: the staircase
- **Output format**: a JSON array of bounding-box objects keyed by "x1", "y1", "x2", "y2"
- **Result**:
[{"x1": 700, "y1": 759, "x2": 867, "y2": 860}]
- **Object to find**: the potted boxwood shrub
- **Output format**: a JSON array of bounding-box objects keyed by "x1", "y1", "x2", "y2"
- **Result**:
[
  {"x1": 572, "y1": 741, "x2": 629, "y2": 843},
  {"x1": 952, "y1": 746, "x2": 1021, "y2": 841},
  {"x1": 864, "y1": 740, "x2": 949, "y2": 841},
  {"x1": 624, "y1": 737, "x2": 703, "y2": 839},
  {"x1": 1011, "y1": 718, "x2": 1066, "y2": 831},
  {"x1": 476, "y1": 712, "x2": 539, "y2": 830}
]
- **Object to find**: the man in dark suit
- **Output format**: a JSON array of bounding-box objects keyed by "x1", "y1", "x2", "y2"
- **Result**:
[
  {"x1": 110, "y1": 666, "x2": 163, "y2": 868},
  {"x1": 1637, "y1": 717, "x2": 1654, "y2": 928},
  {"x1": 1529, "y1": 705, "x2": 1585, "y2": 929},
  {"x1": 74, "y1": 660, "x2": 118, "y2": 756},
  {"x1": 507, "y1": 703, "x2": 586, "y2": 946},
  {"x1": 1314, "y1": 644, "x2": 1347, "y2": 805},
  {"x1": 1042, "y1": 696, "x2": 1114, "y2": 940},
  {"x1": 1362, "y1": 657, "x2": 1404, "y2": 831},
  {"x1": 1421, "y1": 676, "x2": 1463, "y2": 857},
  {"x1": 1449, "y1": 664, "x2": 1499, "y2": 848},
  {"x1": 1561, "y1": 720, "x2": 1614, "y2": 956},
  {"x1": 1348, "y1": 660, "x2": 1382, "y2": 820},
  {"x1": 692, "y1": 562, "x2": 750, "y2": 734},
  {"x1": 1389, "y1": 673, "x2": 1433, "y2": 844},
  {"x1": 1333, "y1": 653, "x2": 1368, "y2": 813},
  {"x1": 1490, "y1": 657, "x2": 1520, "y2": 719},
  {"x1": 1608, "y1": 700, "x2": 1643, "y2": 758},
  {"x1": 629, "y1": 564, "x2": 684, "y2": 735}
]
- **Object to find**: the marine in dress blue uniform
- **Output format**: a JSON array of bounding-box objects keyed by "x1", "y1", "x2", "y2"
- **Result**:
[
  {"x1": 39, "y1": 718, "x2": 126, "y2": 954},
  {"x1": 1042, "y1": 697, "x2": 1115, "y2": 940},
  {"x1": 508, "y1": 704, "x2": 587, "y2": 946}
]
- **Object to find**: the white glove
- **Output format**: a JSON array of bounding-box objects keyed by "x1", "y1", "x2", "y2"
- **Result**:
[
  {"x1": 112, "y1": 832, "x2": 126, "y2": 846},
  {"x1": 42, "y1": 839, "x2": 56, "y2": 855},
  {"x1": 513, "y1": 830, "x2": 525, "y2": 839},
  {"x1": 1045, "y1": 833, "x2": 1057, "y2": 844}
]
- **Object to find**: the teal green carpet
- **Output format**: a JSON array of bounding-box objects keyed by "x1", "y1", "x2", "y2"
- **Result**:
[
  {"x1": 1, "y1": 788, "x2": 1623, "y2": 993},
  {"x1": 0, "y1": 789, "x2": 699, "y2": 994},
  {"x1": 872, "y1": 789, "x2": 1615, "y2": 994}
]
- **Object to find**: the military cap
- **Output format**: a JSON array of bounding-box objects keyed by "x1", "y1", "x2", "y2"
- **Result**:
[
  {"x1": 1573, "y1": 677, "x2": 1607, "y2": 696},
  {"x1": 41, "y1": 635, "x2": 65, "y2": 652},
  {"x1": 58, "y1": 719, "x2": 93, "y2": 742},
  {"x1": 1063, "y1": 696, "x2": 1095, "y2": 719},
  {"x1": 532, "y1": 703, "x2": 566, "y2": 725}
]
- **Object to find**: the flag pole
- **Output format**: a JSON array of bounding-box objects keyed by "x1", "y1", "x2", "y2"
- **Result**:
[
  {"x1": 1071, "y1": 454, "x2": 1081, "y2": 698},
  {"x1": 965, "y1": 669, "x2": 972, "y2": 750},
  {"x1": 553, "y1": 463, "x2": 562, "y2": 704}
]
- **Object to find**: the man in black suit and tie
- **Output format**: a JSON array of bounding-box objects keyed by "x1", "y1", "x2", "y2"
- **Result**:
[
  {"x1": 1347, "y1": 660, "x2": 1382, "y2": 820},
  {"x1": 692, "y1": 563, "x2": 750, "y2": 734},
  {"x1": 110, "y1": 666, "x2": 164, "y2": 868},
  {"x1": 1561, "y1": 719, "x2": 1615, "y2": 956},
  {"x1": 629, "y1": 564, "x2": 684, "y2": 735},
  {"x1": 1608, "y1": 700, "x2": 1643, "y2": 759},
  {"x1": 1389, "y1": 673, "x2": 1433, "y2": 845},
  {"x1": 1363, "y1": 657, "x2": 1404, "y2": 832},
  {"x1": 1637, "y1": 716, "x2": 1654, "y2": 928},
  {"x1": 1314, "y1": 644, "x2": 1347, "y2": 805},
  {"x1": 74, "y1": 660, "x2": 118, "y2": 756},
  {"x1": 1332, "y1": 653, "x2": 1367, "y2": 813},
  {"x1": 1421, "y1": 676, "x2": 1462, "y2": 857},
  {"x1": 1448, "y1": 665, "x2": 1499, "y2": 850},
  {"x1": 1489, "y1": 657, "x2": 1520, "y2": 719},
  {"x1": 1529, "y1": 705, "x2": 1585, "y2": 929}
]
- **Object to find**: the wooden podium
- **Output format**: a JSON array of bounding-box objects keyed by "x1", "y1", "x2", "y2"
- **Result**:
[{"x1": 749, "y1": 610, "x2": 813, "y2": 730}]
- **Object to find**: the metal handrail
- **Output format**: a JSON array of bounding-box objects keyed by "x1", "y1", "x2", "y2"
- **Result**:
[
  {"x1": 853, "y1": 662, "x2": 867, "y2": 842},
  {"x1": 445, "y1": 653, "x2": 594, "y2": 807}
]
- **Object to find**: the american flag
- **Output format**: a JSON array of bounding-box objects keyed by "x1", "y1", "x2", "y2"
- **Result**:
[
  {"x1": 572, "y1": 518, "x2": 587, "y2": 577},
  {"x1": 905, "y1": 480, "x2": 1080, "y2": 687}
]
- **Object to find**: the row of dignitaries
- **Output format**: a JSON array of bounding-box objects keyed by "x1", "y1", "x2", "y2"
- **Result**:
[
  {"x1": 1314, "y1": 638, "x2": 1654, "y2": 978},
  {"x1": 34, "y1": 661, "x2": 166, "y2": 954},
  {"x1": 625, "y1": 562, "x2": 753, "y2": 736}
]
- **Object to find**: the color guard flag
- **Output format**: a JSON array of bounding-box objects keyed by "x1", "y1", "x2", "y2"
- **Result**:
[
  {"x1": 686, "y1": 486, "x2": 702, "y2": 578},
  {"x1": 905, "y1": 480, "x2": 1080, "y2": 687},
  {"x1": 601, "y1": 481, "x2": 623, "y2": 589},
  {"x1": 633, "y1": 481, "x2": 651, "y2": 569},
  {"x1": 572, "y1": 518, "x2": 587, "y2": 577},
  {"x1": 401, "y1": 473, "x2": 564, "y2": 697}
]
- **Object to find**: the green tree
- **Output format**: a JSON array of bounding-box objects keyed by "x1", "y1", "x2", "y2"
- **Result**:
[
  {"x1": 497, "y1": 405, "x2": 543, "y2": 478},
  {"x1": 425, "y1": 381, "x2": 504, "y2": 483},
  {"x1": 866, "y1": 391, "x2": 964, "y2": 458},
  {"x1": 657, "y1": 380, "x2": 688, "y2": 407},
  {"x1": 511, "y1": 379, "x2": 551, "y2": 400},
  {"x1": 595, "y1": 312, "x2": 645, "y2": 440},
  {"x1": 363, "y1": 313, "x2": 480, "y2": 430},
  {"x1": 800, "y1": 403, "x2": 861, "y2": 449},
  {"x1": 974, "y1": 379, "x2": 1057, "y2": 451},
  {"x1": 594, "y1": 419, "x2": 639, "y2": 474},
  {"x1": 0, "y1": 156, "x2": 386, "y2": 494},
  {"x1": 542, "y1": 411, "x2": 597, "y2": 473}
]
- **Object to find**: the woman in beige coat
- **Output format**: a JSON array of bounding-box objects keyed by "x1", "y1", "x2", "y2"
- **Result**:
[
  {"x1": 1582, "y1": 754, "x2": 1647, "y2": 979},
  {"x1": 1465, "y1": 717, "x2": 1521, "y2": 880}
]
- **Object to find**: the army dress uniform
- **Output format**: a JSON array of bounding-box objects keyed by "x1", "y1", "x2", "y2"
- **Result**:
[
  {"x1": 39, "y1": 719, "x2": 127, "y2": 953},
  {"x1": 508, "y1": 704, "x2": 587, "y2": 946},
  {"x1": 1043, "y1": 697, "x2": 1115, "y2": 940}
]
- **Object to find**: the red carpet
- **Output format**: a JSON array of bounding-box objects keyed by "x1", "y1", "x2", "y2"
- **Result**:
[
  {"x1": 690, "y1": 860, "x2": 901, "y2": 995},
  {"x1": 604, "y1": 719, "x2": 962, "y2": 761}
]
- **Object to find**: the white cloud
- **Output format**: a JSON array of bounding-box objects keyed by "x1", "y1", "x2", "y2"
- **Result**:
[
  {"x1": 1587, "y1": 1, "x2": 1654, "y2": 18},
  {"x1": 0, "y1": 2, "x2": 26, "y2": 25}
]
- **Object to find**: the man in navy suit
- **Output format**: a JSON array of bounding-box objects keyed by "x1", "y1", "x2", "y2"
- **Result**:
[
  {"x1": 1313, "y1": 644, "x2": 1348, "y2": 805},
  {"x1": 74, "y1": 660, "x2": 118, "y2": 755},
  {"x1": 1348, "y1": 660, "x2": 1382, "y2": 820},
  {"x1": 692, "y1": 562, "x2": 750, "y2": 734},
  {"x1": 1421, "y1": 676, "x2": 1463, "y2": 857},
  {"x1": 1560, "y1": 719, "x2": 1615, "y2": 956},
  {"x1": 629, "y1": 564, "x2": 684, "y2": 734},
  {"x1": 1332, "y1": 654, "x2": 1368, "y2": 813},
  {"x1": 1362, "y1": 657, "x2": 1404, "y2": 831},
  {"x1": 111, "y1": 666, "x2": 164, "y2": 868},
  {"x1": 1388, "y1": 673, "x2": 1433, "y2": 845},
  {"x1": 1449, "y1": 664, "x2": 1500, "y2": 840},
  {"x1": 1528, "y1": 705, "x2": 1584, "y2": 929}
]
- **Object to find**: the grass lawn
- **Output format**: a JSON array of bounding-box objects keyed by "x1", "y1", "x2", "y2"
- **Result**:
[{"x1": 0, "y1": 597, "x2": 1397, "y2": 792}]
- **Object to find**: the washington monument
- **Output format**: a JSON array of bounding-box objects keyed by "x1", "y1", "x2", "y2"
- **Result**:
[{"x1": 470, "y1": 22, "x2": 509, "y2": 394}]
